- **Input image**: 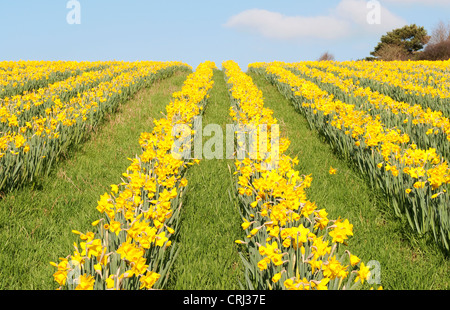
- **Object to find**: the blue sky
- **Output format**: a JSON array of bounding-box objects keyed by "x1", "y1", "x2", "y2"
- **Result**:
[{"x1": 1, "y1": 0, "x2": 449, "y2": 70}]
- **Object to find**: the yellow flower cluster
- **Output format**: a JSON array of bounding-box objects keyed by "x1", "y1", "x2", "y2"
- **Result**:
[
  {"x1": 50, "y1": 61, "x2": 216, "y2": 290},
  {"x1": 250, "y1": 62, "x2": 450, "y2": 251},
  {"x1": 322, "y1": 60, "x2": 450, "y2": 99},
  {"x1": 0, "y1": 60, "x2": 104, "y2": 98},
  {"x1": 0, "y1": 61, "x2": 190, "y2": 192},
  {"x1": 292, "y1": 61, "x2": 450, "y2": 148},
  {"x1": 223, "y1": 60, "x2": 376, "y2": 290},
  {"x1": 0, "y1": 61, "x2": 135, "y2": 131}
]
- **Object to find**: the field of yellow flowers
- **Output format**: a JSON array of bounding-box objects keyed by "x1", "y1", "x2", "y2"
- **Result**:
[
  {"x1": 0, "y1": 59, "x2": 449, "y2": 291},
  {"x1": 249, "y1": 60, "x2": 450, "y2": 252},
  {"x1": 0, "y1": 60, "x2": 191, "y2": 192},
  {"x1": 224, "y1": 60, "x2": 374, "y2": 290}
]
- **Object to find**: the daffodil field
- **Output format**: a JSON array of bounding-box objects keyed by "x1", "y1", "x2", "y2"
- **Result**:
[
  {"x1": 1, "y1": 59, "x2": 450, "y2": 291},
  {"x1": 50, "y1": 60, "x2": 216, "y2": 290},
  {"x1": 249, "y1": 61, "x2": 450, "y2": 251},
  {"x1": 0, "y1": 60, "x2": 191, "y2": 192},
  {"x1": 224, "y1": 60, "x2": 372, "y2": 290}
]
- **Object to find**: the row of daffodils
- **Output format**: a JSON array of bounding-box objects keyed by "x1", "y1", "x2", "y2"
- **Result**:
[
  {"x1": 0, "y1": 60, "x2": 107, "y2": 99},
  {"x1": 287, "y1": 61, "x2": 450, "y2": 160},
  {"x1": 50, "y1": 61, "x2": 216, "y2": 290},
  {"x1": 324, "y1": 60, "x2": 450, "y2": 111},
  {"x1": 223, "y1": 60, "x2": 378, "y2": 290},
  {"x1": 249, "y1": 62, "x2": 450, "y2": 251},
  {"x1": 1, "y1": 61, "x2": 134, "y2": 130},
  {"x1": 0, "y1": 61, "x2": 191, "y2": 192}
]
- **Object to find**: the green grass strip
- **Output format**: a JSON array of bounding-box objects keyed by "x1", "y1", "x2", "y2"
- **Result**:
[
  {"x1": 0, "y1": 71, "x2": 190, "y2": 290},
  {"x1": 167, "y1": 69, "x2": 244, "y2": 290},
  {"x1": 248, "y1": 71, "x2": 450, "y2": 290}
]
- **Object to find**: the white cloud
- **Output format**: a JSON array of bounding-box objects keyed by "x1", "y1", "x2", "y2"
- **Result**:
[
  {"x1": 224, "y1": 0, "x2": 407, "y2": 41},
  {"x1": 224, "y1": 9, "x2": 350, "y2": 40}
]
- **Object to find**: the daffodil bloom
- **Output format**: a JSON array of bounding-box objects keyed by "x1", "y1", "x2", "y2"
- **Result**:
[
  {"x1": 350, "y1": 254, "x2": 361, "y2": 267},
  {"x1": 355, "y1": 262, "x2": 371, "y2": 284},
  {"x1": 52, "y1": 270, "x2": 68, "y2": 286},
  {"x1": 311, "y1": 278, "x2": 330, "y2": 290},
  {"x1": 329, "y1": 219, "x2": 354, "y2": 244},
  {"x1": 75, "y1": 274, "x2": 95, "y2": 290},
  {"x1": 272, "y1": 273, "x2": 282, "y2": 283},
  {"x1": 155, "y1": 231, "x2": 168, "y2": 247},
  {"x1": 111, "y1": 184, "x2": 119, "y2": 194},
  {"x1": 241, "y1": 218, "x2": 252, "y2": 230},
  {"x1": 105, "y1": 275, "x2": 115, "y2": 289},
  {"x1": 139, "y1": 271, "x2": 161, "y2": 290},
  {"x1": 257, "y1": 258, "x2": 269, "y2": 271},
  {"x1": 309, "y1": 259, "x2": 323, "y2": 274}
]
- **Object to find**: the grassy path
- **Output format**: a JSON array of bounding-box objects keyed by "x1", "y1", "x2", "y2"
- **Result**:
[
  {"x1": 0, "y1": 71, "x2": 190, "y2": 290},
  {"x1": 248, "y1": 71, "x2": 450, "y2": 290},
  {"x1": 167, "y1": 69, "x2": 244, "y2": 290}
]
